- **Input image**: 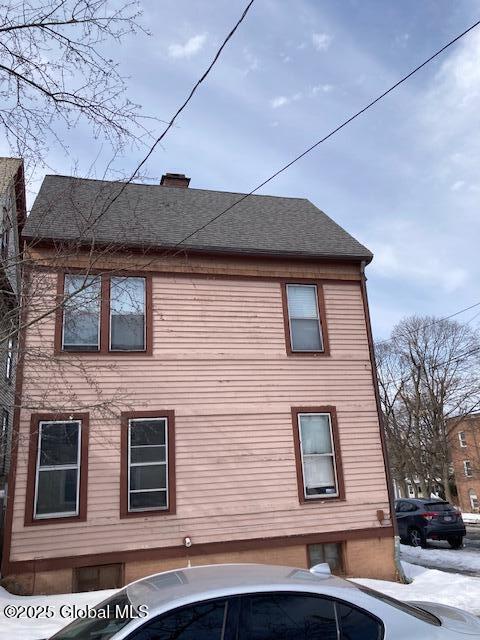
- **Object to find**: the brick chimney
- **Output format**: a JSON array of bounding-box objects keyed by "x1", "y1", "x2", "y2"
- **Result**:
[{"x1": 160, "y1": 173, "x2": 190, "y2": 188}]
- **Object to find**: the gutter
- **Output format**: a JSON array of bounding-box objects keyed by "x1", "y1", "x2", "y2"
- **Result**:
[{"x1": 360, "y1": 261, "x2": 408, "y2": 584}]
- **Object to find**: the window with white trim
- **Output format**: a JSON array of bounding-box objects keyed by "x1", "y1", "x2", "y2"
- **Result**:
[
  {"x1": 128, "y1": 417, "x2": 168, "y2": 511},
  {"x1": 110, "y1": 277, "x2": 146, "y2": 351},
  {"x1": 34, "y1": 420, "x2": 81, "y2": 518},
  {"x1": 62, "y1": 275, "x2": 101, "y2": 351},
  {"x1": 464, "y1": 460, "x2": 473, "y2": 478},
  {"x1": 298, "y1": 412, "x2": 338, "y2": 498},
  {"x1": 286, "y1": 284, "x2": 324, "y2": 352},
  {"x1": 458, "y1": 431, "x2": 467, "y2": 448}
]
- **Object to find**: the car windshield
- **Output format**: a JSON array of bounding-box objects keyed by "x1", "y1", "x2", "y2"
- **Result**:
[
  {"x1": 49, "y1": 591, "x2": 135, "y2": 639},
  {"x1": 425, "y1": 502, "x2": 453, "y2": 512},
  {"x1": 356, "y1": 584, "x2": 441, "y2": 626}
]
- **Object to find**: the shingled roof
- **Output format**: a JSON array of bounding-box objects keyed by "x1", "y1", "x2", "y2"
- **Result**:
[{"x1": 23, "y1": 175, "x2": 373, "y2": 262}]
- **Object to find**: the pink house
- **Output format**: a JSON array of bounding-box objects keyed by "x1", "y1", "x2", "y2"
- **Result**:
[{"x1": 2, "y1": 172, "x2": 396, "y2": 594}]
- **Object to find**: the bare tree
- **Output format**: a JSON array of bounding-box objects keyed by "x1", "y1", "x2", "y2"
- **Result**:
[
  {"x1": 0, "y1": 0, "x2": 151, "y2": 160},
  {"x1": 376, "y1": 316, "x2": 480, "y2": 503}
]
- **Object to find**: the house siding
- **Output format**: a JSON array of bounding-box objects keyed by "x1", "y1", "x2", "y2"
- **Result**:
[
  {"x1": 448, "y1": 416, "x2": 480, "y2": 513},
  {"x1": 9, "y1": 270, "x2": 391, "y2": 566}
]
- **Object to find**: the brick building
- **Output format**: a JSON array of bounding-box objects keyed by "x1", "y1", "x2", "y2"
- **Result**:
[{"x1": 448, "y1": 413, "x2": 480, "y2": 513}]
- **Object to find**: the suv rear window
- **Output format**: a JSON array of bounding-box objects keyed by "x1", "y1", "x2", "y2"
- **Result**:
[{"x1": 425, "y1": 502, "x2": 453, "y2": 512}]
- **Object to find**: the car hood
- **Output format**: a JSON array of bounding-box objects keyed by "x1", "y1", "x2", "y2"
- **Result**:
[{"x1": 407, "y1": 601, "x2": 480, "y2": 636}]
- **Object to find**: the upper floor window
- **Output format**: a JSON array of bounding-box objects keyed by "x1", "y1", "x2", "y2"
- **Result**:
[
  {"x1": 26, "y1": 414, "x2": 89, "y2": 524},
  {"x1": 458, "y1": 431, "x2": 467, "y2": 448},
  {"x1": 58, "y1": 272, "x2": 151, "y2": 354},
  {"x1": 110, "y1": 277, "x2": 146, "y2": 351},
  {"x1": 291, "y1": 407, "x2": 344, "y2": 502},
  {"x1": 1, "y1": 206, "x2": 10, "y2": 260},
  {"x1": 464, "y1": 460, "x2": 473, "y2": 477},
  {"x1": 63, "y1": 275, "x2": 101, "y2": 351},
  {"x1": 283, "y1": 283, "x2": 327, "y2": 354}
]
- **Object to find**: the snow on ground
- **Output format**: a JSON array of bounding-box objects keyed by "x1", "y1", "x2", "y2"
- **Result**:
[
  {"x1": 463, "y1": 512, "x2": 480, "y2": 525},
  {"x1": 0, "y1": 586, "x2": 116, "y2": 640},
  {"x1": 353, "y1": 561, "x2": 480, "y2": 617},
  {"x1": 400, "y1": 542, "x2": 480, "y2": 573}
]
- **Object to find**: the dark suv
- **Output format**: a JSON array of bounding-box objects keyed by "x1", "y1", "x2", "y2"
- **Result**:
[{"x1": 394, "y1": 498, "x2": 466, "y2": 548}]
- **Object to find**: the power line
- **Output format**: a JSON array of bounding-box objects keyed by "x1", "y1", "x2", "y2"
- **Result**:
[
  {"x1": 87, "y1": 0, "x2": 255, "y2": 226},
  {"x1": 375, "y1": 300, "x2": 480, "y2": 347},
  {"x1": 162, "y1": 17, "x2": 480, "y2": 255}
]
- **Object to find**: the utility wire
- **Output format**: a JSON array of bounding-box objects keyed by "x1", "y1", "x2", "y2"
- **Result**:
[
  {"x1": 375, "y1": 300, "x2": 480, "y2": 348},
  {"x1": 162, "y1": 17, "x2": 480, "y2": 255},
  {"x1": 90, "y1": 0, "x2": 256, "y2": 224}
]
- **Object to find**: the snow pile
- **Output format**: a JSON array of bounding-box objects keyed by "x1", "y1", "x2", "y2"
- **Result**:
[
  {"x1": 0, "y1": 586, "x2": 116, "y2": 640},
  {"x1": 463, "y1": 512, "x2": 480, "y2": 525},
  {"x1": 353, "y1": 561, "x2": 480, "y2": 616},
  {"x1": 400, "y1": 542, "x2": 480, "y2": 573}
]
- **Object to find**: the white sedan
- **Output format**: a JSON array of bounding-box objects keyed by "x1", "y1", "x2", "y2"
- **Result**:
[{"x1": 49, "y1": 562, "x2": 480, "y2": 639}]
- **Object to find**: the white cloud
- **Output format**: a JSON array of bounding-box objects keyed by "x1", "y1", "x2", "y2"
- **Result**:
[
  {"x1": 271, "y1": 96, "x2": 289, "y2": 108},
  {"x1": 242, "y1": 48, "x2": 259, "y2": 75},
  {"x1": 168, "y1": 33, "x2": 207, "y2": 59},
  {"x1": 312, "y1": 32, "x2": 332, "y2": 51},
  {"x1": 270, "y1": 92, "x2": 303, "y2": 108},
  {"x1": 311, "y1": 83, "x2": 333, "y2": 95},
  {"x1": 451, "y1": 180, "x2": 465, "y2": 191}
]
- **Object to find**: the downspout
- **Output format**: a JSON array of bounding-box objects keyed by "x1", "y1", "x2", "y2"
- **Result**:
[{"x1": 360, "y1": 261, "x2": 408, "y2": 584}]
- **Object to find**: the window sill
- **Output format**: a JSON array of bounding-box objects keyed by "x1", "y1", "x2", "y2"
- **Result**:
[
  {"x1": 56, "y1": 349, "x2": 152, "y2": 356},
  {"x1": 287, "y1": 350, "x2": 330, "y2": 357},
  {"x1": 25, "y1": 514, "x2": 86, "y2": 527},
  {"x1": 120, "y1": 508, "x2": 175, "y2": 519},
  {"x1": 299, "y1": 496, "x2": 346, "y2": 505}
]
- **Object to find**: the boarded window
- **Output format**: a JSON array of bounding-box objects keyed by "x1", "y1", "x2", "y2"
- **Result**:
[{"x1": 74, "y1": 564, "x2": 123, "y2": 592}]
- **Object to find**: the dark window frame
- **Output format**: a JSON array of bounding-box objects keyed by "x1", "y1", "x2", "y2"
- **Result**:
[
  {"x1": 5, "y1": 336, "x2": 14, "y2": 381},
  {"x1": 281, "y1": 281, "x2": 330, "y2": 357},
  {"x1": 120, "y1": 410, "x2": 176, "y2": 518},
  {"x1": 55, "y1": 271, "x2": 153, "y2": 356},
  {"x1": 291, "y1": 406, "x2": 345, "y2": 504},
  {"x1": 24, "y1": 413, "x2": 89, "y2": 526}
]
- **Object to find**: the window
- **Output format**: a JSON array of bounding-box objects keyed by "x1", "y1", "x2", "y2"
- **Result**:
[
  {"x1": 336, "y1": 602, "x2": 383, "y2": 639},
  {"x1": 464, "y1": 461, "x2": 473, "y2": 477},
  {"x1": 283, "y1": 284, "x2": 327, "y2": 354},
  {"x1": 292, "y1": 407, "x2": 344, "y2": 502},
  {"x1": 121, "y1": 411, "x2": 176, "y2": 517},
  {"x1": 62, "y1": 275, "x2": 101, "y2": 351},
  {"x1": 26, "y1": 414, "x2": 88, "y2": 524},
  {"x1": 469, "y1": 489, "x2": 479, "y2": 512},
  {"x1": 129, "y1": 599, "x2": 229, "y2": 640},
  {"x1": 239, "y1": 593, "x2": 337, "y2": 640},
  {"x1": 74, "y1": 564, "x2": 123, "y2": 592},
  {"x1": 307, "y1": 543, "x2": 343, "y2": 575},
  {"x1": 5, "y1": 336, "x2": 14, "y2": 381},
  {"x1": 458, "y1": 431, "x2": 467, "y2": 448},
  {"x1": 1, "y1": 206, "x2": 10, "y2": 260},
  {"x1": 110, "y1": 277, "x2": 146, "y2": 351},
  {"x1": 0, "y1": 409, "x2": 8, "y2": 474},
  {"x1": 58, "y1": 272, "x2": 151, "y2": 354}
]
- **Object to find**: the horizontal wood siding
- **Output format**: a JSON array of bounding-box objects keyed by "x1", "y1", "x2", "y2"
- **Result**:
[{"x1": 10, "y1": 271, "x2": 390, "y2": 562}]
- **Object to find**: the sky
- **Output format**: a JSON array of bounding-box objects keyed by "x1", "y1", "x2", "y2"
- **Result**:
[{"x1": 3, "y1": 0, "x2": 480, "y2": 339}]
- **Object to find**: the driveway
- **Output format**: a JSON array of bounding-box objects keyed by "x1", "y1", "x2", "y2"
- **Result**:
[{"x1": 400, "y1": 526, "x2": 480, "y2": 576}]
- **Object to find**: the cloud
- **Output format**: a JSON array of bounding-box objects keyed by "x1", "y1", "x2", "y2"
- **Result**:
[
  {"x1": 242, "y1": 48, "x2": 259, "y2": 76},
  {"x1": 311, "y1": 84, "x2": 333, "y2": 95},
  {"x1": 312, "y1": 32, "x2": 332, "y2": 51},
  {"x1": 451, "y1": 180, "x2": 465, "y2": 191},
  {"x1": 168, "y1": 34, "x2": 207, "y2": 59},
  {"x1": 271, "y1": 96, "x2": 289, "y2": 108},
  {"x1": 270, "y1": 92, "x2": 303, "y2": 108}
]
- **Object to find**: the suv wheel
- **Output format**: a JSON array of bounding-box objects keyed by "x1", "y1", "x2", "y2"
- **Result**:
[
  {"x1": 447, "y1": 536, "x2": 463, "y2": 549},
  {"x1": 408, "y1": 527, "x2": 427, "y2": 548}
]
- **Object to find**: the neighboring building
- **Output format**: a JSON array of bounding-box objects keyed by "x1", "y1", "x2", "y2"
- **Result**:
[
  {"x1": 1, "y1": 172, "x2": 396, "y2": 594},
  {"x1": 0, "y1": 158, "x2": 25, "y2": 489},
  {"x1": 448, "y1": 413, "x2": 480, "y2": 513}
]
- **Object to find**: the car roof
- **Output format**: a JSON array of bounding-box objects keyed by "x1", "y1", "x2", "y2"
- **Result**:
[
  {"x1": 125, "y1": 563, "x2": 358, "y2": 615},
  {"x1": 396, "y1": 498, "x2": 448, "y2": 504}
]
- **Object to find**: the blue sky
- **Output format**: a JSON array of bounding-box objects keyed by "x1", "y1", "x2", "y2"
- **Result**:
[{"x1": 4, "y1": 0, "x2": 480, "y2": 339}]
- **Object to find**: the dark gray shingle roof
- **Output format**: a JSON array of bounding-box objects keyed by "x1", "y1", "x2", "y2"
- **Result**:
[{"x1": 24, "y1": 175, "x2": 372, "y2": 262}]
